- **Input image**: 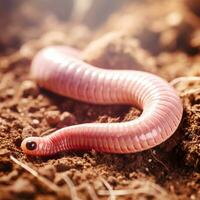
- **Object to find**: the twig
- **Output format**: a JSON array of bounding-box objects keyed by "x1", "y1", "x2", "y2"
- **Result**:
[
  {"x1": 10, "y1": 155, "x2": 60, "y2": 192},
  {"x1": 60, "y1": 173, "x2": 80, "y2": 200},
  {"x1": 100, "y1": 177, "x2": 116, "y2": 200}
]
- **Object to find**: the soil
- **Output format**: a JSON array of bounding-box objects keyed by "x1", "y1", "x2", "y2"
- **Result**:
[{"x1": 0, "y1": 0, "x2": 200, "y2": 200}]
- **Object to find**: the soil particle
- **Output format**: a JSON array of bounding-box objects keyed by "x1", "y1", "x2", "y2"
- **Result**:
[{"x1": 18, "y1": 80, "x2": 39, "y2": 98}]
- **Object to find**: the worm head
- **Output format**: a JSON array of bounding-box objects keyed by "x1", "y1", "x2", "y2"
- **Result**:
[{"x1": 21, "y1": 137, "x2": 44, "y2": 156}]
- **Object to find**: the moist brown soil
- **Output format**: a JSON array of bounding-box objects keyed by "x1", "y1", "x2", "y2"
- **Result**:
[{"x1": 0, "y1": 1, "x2": 200, "y2": 200}]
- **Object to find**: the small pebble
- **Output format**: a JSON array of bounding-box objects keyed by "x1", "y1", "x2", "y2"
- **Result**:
[
  {"x1": 190, "y1": 194, "x2": 196, "y2": 200},
  {"x1": 45, "y1": 111, "x2": 60, "y2": 126},
  {"x1": 145, "y1": 167, "x2": 149, "y2": 172},
  {"x1": 57, "y1": 112, "x2": 76, "y2": 128},
  {"x1": 6, "y1": 88, "x2": 15, "y2": 97},
  {"x1": 19, "y1": 80, "x2": 39, "y2": 97},
  {"x1": 31, "y1": 119, "x2": 40, "y2": 128}
]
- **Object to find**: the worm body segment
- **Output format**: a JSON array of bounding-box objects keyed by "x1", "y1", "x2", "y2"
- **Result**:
[{"x1": 21, "y1": 46, "x2": 183, "y2": 156}]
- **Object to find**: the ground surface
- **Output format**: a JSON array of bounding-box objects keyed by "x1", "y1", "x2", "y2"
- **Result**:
[{"x1": 0, "y1": 0, "x2": 199, "y2": 200}]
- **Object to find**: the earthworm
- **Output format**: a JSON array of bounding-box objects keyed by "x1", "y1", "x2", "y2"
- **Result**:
[{"x1": 21, "y1": 46, "x2": 183, "y2": 156}]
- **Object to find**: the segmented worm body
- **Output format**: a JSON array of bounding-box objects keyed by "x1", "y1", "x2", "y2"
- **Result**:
[{"x1": 21, "y1": 46, "x2": 183, "y2": 156}]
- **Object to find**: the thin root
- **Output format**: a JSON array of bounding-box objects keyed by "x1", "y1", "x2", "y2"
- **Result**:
[{"x1": 100, "y1": 177, "x2": 116, "y2": 200}]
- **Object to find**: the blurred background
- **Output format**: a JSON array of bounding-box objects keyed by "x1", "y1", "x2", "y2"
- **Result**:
[
  {"x1": 0, "y1": 0, "x2": 129, "y2": 53},
  {"x1": 0, "y1": 0, "x2": 129, "y2": 27},
  {"x1": 0, "y1": 0, "x2": 200, "y2": 52},
  {"x1": 0, "y1": 0, "x2": 200, "y2": 78}
]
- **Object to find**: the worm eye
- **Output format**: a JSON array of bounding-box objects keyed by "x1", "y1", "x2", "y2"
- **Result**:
[{"x1": 26, "y1": 141, "x2": 37, "y2": 150}]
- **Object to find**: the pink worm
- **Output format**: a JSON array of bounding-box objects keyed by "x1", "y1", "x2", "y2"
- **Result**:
[{"x1": 21, "y1": 46, "x2": 183, "y2": 156}]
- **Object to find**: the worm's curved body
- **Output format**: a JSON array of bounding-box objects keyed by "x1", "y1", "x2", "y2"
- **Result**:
[{"x1": 21, "y1": 46, "x2": 183, "y2": 156}]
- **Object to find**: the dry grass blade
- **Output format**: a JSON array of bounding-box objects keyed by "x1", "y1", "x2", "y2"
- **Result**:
[
  {"x1": 131, "y1": 181, "x2": 168, "y2": 197},
  {"x1": 98, "y1": 180, "x2": 170, "y2": 199},
  {"x1": 60, "y1": 173, "x2": 80, "y2": 200},
  {"x1": 100, "y1": 177, "x2": 116, "y2": 200},
  {"x1": 170, "y1": 76, "x2": 200, "y2": 87},
  {"x1": 10, "y1": 155, "x2": 60, "y2": 193},
  {"x1": 98, "y1": 189, "x2": 134, "y2": 196},
  {"x1": 77, "y1": 182, "x2": 99, "y2": 200}
]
